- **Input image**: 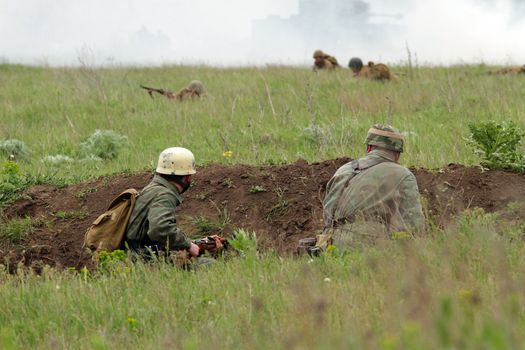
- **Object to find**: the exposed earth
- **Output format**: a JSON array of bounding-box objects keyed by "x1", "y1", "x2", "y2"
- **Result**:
[{"x1": 1, "y1": 158, "x2": 525, "y2": 270}]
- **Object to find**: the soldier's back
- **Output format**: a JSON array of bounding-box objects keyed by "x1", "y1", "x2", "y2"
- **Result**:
[
  {"x1": 332, "y1": 161, "x2": 415, "y2": 226},
  {"x1": 357, "y1": 62, "x2": 397, "y2": 80}
]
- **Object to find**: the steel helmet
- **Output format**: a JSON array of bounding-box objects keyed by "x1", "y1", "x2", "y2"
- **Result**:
[
  {"x1": 186, "y1": 80, "x2": 204, "y2": 94},
  {"x1": 364, "y1": 124, "x2": 405, "y2": 153},
  {"x1": 348, "y1": 57, "x2": 363, "y2": 71},
  {"x1": 156, "y1": 147, "x2": 196, "y2": 175}
]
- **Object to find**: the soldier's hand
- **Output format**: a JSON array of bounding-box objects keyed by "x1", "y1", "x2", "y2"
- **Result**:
[
  {"x1": 210, "y1": 235, "x2": 224, "y2": 249},
  {"x1": 188, "y1": 242, "x2": 200, "y2": 257}
]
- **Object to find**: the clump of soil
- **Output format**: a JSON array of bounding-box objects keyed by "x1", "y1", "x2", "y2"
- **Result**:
[{"x1": 2, "y1": 158, "x2": 525, "y2": 269}]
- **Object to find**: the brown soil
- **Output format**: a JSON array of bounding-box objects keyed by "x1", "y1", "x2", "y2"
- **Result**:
[{"x1": 1, "y1": 158, "x2": 525, "y2": 270}]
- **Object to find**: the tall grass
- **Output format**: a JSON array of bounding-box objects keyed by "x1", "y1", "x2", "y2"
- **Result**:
[
  {"x1": 1, "y1": 210, "x2": 525, "y2": 349},
  {"x1": 1, "y1": 64, "x2": 524, "y2": 184}
]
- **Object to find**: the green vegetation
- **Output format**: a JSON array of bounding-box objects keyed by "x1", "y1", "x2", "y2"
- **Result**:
[
  {"x1": 249, "y1": 185, "x2": 267, "y2": 193},
  {"x1": 2, "y1": 64, "x2": 525, "y2": 349},
  {"x1": 468, "y1": 120, "x2": 525, "y2": 172},
  {"x1": 53, "y1": 209, "x2": 88, "y2": 221},
  {"x1": 189, "y1": 209, "x2": 231, "y2": 235},
  {"x1": 1, "y1": 212, "x2": 525, "y2": 349},
  {"x1": 0, "y1": 216, "x2": 35, "y2": 242},
  {"x1": 1, "y1": 64, "x2": 524, "y2": 187},
  {"x1": 0, "y1": 139, "x2": 30, "y2": 162}
]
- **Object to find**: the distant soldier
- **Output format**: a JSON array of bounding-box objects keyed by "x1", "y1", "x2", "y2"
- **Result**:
[
  {"x1": 140, "y1": 80, "x2": 205, "y2": 100},
  {"x1": 321, "y1": 124, "x2": 425, "y2": 250},
  {"x1": 349, "y1": 57, "x2": 397, "y2": 81},
  {"x1": 490, "y1": 65, "x2": 525, "y2": 75},
  {"x1": 313, "y1": 50, "x2": 340, "y2": 71}
]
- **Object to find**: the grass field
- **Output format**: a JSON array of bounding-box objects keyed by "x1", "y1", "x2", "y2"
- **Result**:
[
  {"x1": 1, "y1": 63, "x2": 524, "y2": 183},
  {"x1": 1, "y1": 64, "x2": 525, "y2": 349},
  {"x1": 2, "y1": 215, "x2": 525, "y2": 349}
]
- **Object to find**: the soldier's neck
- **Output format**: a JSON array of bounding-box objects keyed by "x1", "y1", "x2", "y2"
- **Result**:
[{"x1": 368, "y1": 148, "x2": 399, "y2": 163}]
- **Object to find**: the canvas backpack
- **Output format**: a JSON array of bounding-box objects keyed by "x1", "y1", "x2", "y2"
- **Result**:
[{"x1": 83, "y1": 188, "x2": 139, "y2": 253}]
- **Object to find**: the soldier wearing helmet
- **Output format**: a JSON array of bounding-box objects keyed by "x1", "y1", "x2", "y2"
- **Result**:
[
  {"x1": 349, "y1": 57, "x2": 397, "y2": 81},
  {"x1": 175, "y1": 80, "x2": 205, "y2": 100},
  {"x1": 312, "y1": 50, "x2": 340, "y2": 71},
  {"x1": 140, "y1": 80, "x2": 205, "y2": 101},
  {"x1": 321, "y1": 124, "x2": 425, "y2": 250},
  {"x1": 125, "y1": 147, "x2": 201, "y2": 258}
]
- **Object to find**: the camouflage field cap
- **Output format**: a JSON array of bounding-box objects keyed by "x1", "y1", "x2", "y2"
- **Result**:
[
  {"x1": 313, "y1": 50, "x2": 325, "y2": 58},
  {"x1": 186, "y1": 80, "x2": 204, "y2": 94},
  {"x1": 364, "y1": 124, "x2": 405, "y2": 152},
  {"x1": 348, "y1": 57, "x2": 363, "y2": 71}
]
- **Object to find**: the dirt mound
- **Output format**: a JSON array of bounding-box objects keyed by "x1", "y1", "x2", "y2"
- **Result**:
[{"x1": 2, "y1": 159, "x2": 525, "y2": 269}]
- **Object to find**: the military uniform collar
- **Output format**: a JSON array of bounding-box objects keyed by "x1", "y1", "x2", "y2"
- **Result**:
[
  {"x1": 368, "y1": 149, "x2": 396, "y2": 162},
  {"x1": 151, "y1": 174, "x2": 183, "y2": 203}
]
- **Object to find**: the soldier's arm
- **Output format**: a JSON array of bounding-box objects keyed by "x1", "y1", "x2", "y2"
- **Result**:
[
  {"x1": 146, "y1": 193, "x2": 192, "y2": 250},
  {"x1": 398, "y1": 173, "x2": 426, "y2": 234}
]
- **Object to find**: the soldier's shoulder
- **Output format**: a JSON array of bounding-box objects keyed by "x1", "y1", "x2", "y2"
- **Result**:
[{"x1": 375, "y1": 162, "x2": 414, "y2": 177}]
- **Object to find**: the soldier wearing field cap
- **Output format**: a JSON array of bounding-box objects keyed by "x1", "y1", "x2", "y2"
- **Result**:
[
  {"x1": 125, "y1": 147, "x2": 201, "y2": 258},
  {"x1": 313, "y1": 49, "x2": 340, "y2": 71},
  {"x1": 321, "y1": 124, "x2": 425, "y2": 250}
]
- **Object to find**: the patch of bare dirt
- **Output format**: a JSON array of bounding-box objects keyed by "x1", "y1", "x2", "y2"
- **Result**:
[{"x1": 1, "y1": 158, "x2": 525, "y2": 269}]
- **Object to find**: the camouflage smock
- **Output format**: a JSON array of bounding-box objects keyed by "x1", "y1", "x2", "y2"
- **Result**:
[
  {"x1": 125, "y1": 174, "x2": 192, "y2": 251},
  {"x1": 323, "y1": 149, "x2": 425, "y2": 243}
]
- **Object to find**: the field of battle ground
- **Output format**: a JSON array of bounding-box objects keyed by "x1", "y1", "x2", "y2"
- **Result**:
[{"x1": 1, "y1": 64, "x2": 525, "y2": 349}]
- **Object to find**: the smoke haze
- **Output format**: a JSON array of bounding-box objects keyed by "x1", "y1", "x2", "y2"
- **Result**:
[{"x1": 1, "y1": 0, "x2": 524, "y2": 66}]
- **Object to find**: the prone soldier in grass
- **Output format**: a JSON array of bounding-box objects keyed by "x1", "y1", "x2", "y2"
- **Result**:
[
  {"x1": 349, "y1": 57, "x2": 398, "y2": 81},
  {"x1": 320, "y1": 124, "x2": 425, "y2": 251},
  {"x1": 140, "y1": 80, "x2": 205, "y2": 100}
]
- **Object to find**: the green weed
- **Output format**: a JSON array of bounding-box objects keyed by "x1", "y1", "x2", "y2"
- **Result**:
[
  {"x1": 74, "y1": 187, "x2": 98, "y2": 199},
  {"x1": 265, "y1": 187, "x2": 289, "y2": 220},
  {"x1": 0, "y1": 139, "x2": 30, "y2": 162},
  {"x1": 189, "y1": 209, "x2": 231, "y2": 235},
  {"x1": 249, "y1": 185, "x2": 267, "y2": 193},
  {"x1": 0, "y1": 216, "x2": 34, "y2": 242},
  {"x1": 53, "y1": 209, "x2": 88, "y2": 220},
  {"x1": 467, "y1": 120, "x2": 525, "y2": 172}
]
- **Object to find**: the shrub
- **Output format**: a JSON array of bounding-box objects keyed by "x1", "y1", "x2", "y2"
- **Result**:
[
  {"x1": 40, "y1": 154, "x2": 75, "y2": 165},
  {"x1": 0, "y1": 161, "x2": 28, "y2": 207},
  {"x1": 467, "y1": 120, "x2": 525, "y2": 172},
  {"x1": 229, "y1": 229, "x2": 257, "y2": 256},
  {"x1": 0, "y1": 139, "x2": 30, "y2": 162},
  {"x1": 79, "y1": 129, "x2": 127, "y2": 160}
]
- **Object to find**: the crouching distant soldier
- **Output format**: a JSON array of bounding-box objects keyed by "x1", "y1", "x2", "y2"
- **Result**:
[
  {"x1": 320, "y1": 125, "x2": 425, "y2": 251},
  {"x1": 124, "y1": 147, "x2": 212, "y2": 267},
  {"x1": 490, "y1": 65, "x2": 525, "y2": 75},
  {"x1": 313, "y1": 50, "x2": 340, "y2": 71},
  {"x1": 140, "y1": 80, "x2": 205, "y2": 100},
  {"x1": 175, "y1": 80, "x2": 205, "y2": 100},
  {"x1": 349, "y1": 57, "x2": 398, "y2": 81}
]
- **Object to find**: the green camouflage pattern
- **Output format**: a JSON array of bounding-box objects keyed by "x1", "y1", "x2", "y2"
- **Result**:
[
  {"x1": 125, "y1": 174, "x2": 192, "y2": 251},
  {"x1": 323, "y1": 149, "x2": 425, "y2": 247},
  {"x1": 364, "y1": 124, "x2": 404, "y2": 152}
]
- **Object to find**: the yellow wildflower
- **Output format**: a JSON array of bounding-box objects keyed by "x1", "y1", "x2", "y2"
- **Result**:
[
  {"x1": 222, "y1": 150, "x2": 233, "y2": 158},
  {"x1": 392, "y1": 231, "x2": 410, "y2": 241}
]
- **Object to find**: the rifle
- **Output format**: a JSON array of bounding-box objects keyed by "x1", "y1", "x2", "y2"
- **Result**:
[
  {"x1": 192, "y1": 235, "x2": 229, "y2": 257},
  {"x1": 140, "y1": 85, "x2": 175, "y2": 99}
]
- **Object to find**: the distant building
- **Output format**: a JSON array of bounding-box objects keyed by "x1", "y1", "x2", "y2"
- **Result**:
[{"x1": 251, "y1": 0, "x2": 400, "y2": 62}]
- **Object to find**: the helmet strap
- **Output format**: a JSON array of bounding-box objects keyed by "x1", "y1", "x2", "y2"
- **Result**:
[{"x1": 176, "y1": 176, "x2": 192, "y2": 194}]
